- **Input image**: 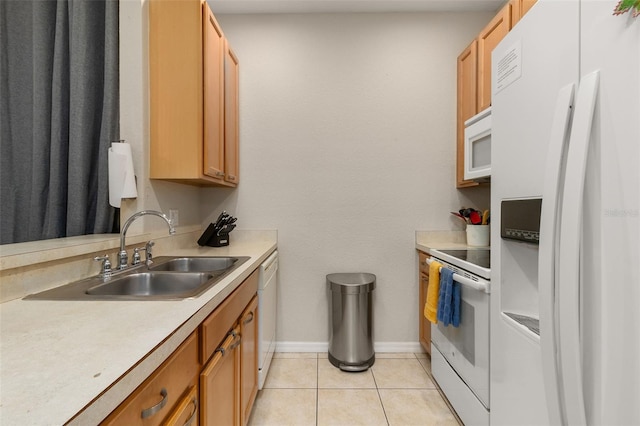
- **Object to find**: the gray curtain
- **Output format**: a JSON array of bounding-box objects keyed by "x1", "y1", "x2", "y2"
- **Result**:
[{"x1": 0, "y1": 0, "x2": 119, "y2": 244}]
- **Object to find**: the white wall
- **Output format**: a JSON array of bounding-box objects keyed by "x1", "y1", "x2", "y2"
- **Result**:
[{"x1": 201, "y1": 12, "x2": 492, "y2": 348}]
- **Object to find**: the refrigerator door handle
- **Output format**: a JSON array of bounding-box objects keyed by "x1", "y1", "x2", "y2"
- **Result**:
[
  {"x1": 558, "y1": 70, "x2": 600, "y2": 426},
  {"x1": 538, "y1": 82, "x2": 575, "y2": 426}
]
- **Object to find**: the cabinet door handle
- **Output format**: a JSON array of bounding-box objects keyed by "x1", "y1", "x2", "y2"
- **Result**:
[
  {"x1": 183, "y1": 397, "x2": 198, "y2": 426},
  {"x1": 141, "y1": 388, "x2": 168, "y2": 419},
  {"x1": 226, "y1": 174, "x2": 237, "y2": 182},
  {"x1": 215, "y1": 171, "x2": 225, "y2": 177},
  {"x1": 214, "y1": 331, "x2": 236, "y2": 357},
  {"x1": 230, "y1": 332, "x2": 242, "y2": 350},
  {"x1": 242, "y1": 311, "x2": 254, "y2": 325}
]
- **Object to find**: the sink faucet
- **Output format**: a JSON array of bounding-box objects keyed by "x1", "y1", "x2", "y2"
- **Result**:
[{"x1": 118, "y1": 210, "x2": 176, "y2": 270}]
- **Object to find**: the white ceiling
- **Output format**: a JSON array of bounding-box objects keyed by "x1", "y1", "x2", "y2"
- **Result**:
[{"x1": 208, "y1": 0, "x2": 505, "y2": 14}]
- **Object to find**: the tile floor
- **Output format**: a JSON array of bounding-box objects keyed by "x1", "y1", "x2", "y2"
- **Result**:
[{"x1": 248, "y1": 352, "x2": 461, "y2": 426}]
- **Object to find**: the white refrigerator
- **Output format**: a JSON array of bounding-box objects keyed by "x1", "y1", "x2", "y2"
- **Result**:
[{"x1": 490, "y1": 1, "x2": 639, "y2": 425}]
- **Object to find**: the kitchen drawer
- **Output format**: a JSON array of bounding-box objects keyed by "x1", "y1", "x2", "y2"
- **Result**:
[
  {"x1": 163, "y1": 385, "x2": 199, "y2": 426},
  {"x1": 200, "y1": 269, "x2": 259, "y2": 364},
  {"x1": 418, "y1": 251, "x2": 431, "y2": 276},
  {"x1": 101, "y1": 331, "x2": 200, "y2": 426}
]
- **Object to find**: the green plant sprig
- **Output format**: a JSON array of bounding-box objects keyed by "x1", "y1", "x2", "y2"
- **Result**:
[{"x1": 613, "y1": 0, "x2": 640, "y2": 17}]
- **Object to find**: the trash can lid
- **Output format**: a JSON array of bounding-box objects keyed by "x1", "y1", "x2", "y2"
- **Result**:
[{"x1": 327, "y1": 273, "x2": 376, "y2": 293}]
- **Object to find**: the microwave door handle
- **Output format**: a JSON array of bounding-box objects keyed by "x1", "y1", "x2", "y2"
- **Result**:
[
  {"x1": 538, "y1": 82, "x2": 575, "y2": 426},
  {"x1": 558, "y1": 70, "x2": 599, "y2": 426}
]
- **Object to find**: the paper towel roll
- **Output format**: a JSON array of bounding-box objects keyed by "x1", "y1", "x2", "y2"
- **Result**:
[{"x1": 108, "y1": 142, "x2": 137, "y2": 208}]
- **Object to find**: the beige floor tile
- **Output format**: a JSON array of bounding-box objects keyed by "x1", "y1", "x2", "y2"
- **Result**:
[
  {"x1": 372, "y1": 358, "x2": 435, "y2": 389},
  {"x1": 263, "y1": 358, "x2": 317, "y2": 389},
  {"x1": 273, "y1": 352, "x2": 318, "y2": 359},
  {"x1": 418, "y1": 356, "x2": 432, "y2": 375},
  {"x1": 378, "y1": 389, "x2": 459, "y2": 426},
  {"x1": 415, "y1": 352, "x2": 429, "y2": 359},
  {"x1": 375, "y1": 352, "x2": 416, "y2": 359},
  {"x1": 317, "y1": 389, "x2": 387, "y2": 426},
  {"x1": 248, "y1": 388, "x2": 317, "y2": 426},
  {"x1": 318, "y1": 358, "x2": 376, "y2": 389}
]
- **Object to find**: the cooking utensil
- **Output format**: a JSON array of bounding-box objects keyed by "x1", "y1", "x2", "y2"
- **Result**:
[
  {"x1": 482, "y1": 210, "x2": 489, "y2": 225},
  {"x1": 469, "y1": 210, "x2": 482, "y2": 225},
  {"x1": 451, "y1": 212, "x2": 467, "y2": 223}
]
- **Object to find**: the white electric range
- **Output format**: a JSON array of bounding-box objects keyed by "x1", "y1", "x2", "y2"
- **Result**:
[{"x1": 428, "y1": 248, "x2": 491, "y2": 426}]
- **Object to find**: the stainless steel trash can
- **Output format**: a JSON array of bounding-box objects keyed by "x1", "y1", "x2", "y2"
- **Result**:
[{"x1": 327, "y1": 272, "x2": 376, "y2": 372}]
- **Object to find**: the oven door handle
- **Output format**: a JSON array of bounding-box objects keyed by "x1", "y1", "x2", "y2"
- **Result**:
[{"x1": 426, "y1": 258, "x2": 490, "y2": 293}]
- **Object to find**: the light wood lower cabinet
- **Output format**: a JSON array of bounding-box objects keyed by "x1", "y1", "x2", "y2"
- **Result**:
[
  {"x1": 101, "y1": 332, "x2": 200, "y2": 426},
  {"x1": 240, "y1": 297, "x2": 258, "y2": 426},
  {"x1": 102, "y1": 269, "x2": 260, "y2": 426},
  {"x1": 418, "y1": 251, "x2": 431, "y2": 355},
  {"x1": 164, "y1": 386, "x2": 199, "y2": 426},
  {"x1": 199, "y1": 269, "x2": 259, "y2": 426},
  {"x1": 200, "y1": 327, "x2": 241, "y2": 426}
]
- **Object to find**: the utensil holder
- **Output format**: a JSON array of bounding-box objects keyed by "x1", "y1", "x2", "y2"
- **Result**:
[
  {"x1": 206, "y1": 234, "x2": 230, "y2": 247},
  {"x1": 466, "y1": 225, "x2": 490, "y2": 247}
]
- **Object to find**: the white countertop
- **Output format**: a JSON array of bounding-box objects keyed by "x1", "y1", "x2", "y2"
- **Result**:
[{"x1": 0, "y1": 236, "x2": 277, "y2": 425}]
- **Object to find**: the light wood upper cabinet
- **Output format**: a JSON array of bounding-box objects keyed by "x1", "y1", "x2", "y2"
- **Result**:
[
  {"x1": 456, "y1": 40, "x2": 479, "y2": 188},
  {"x1": 203, "y1": 5, "x2": 225, "y2": 181},
  {"x1": 511, "y1": 0, "x2": 538, "y2": 27},
  {"x1": 224, "y1": 44, "x2": 240, "y2": 185},
  {"x1": 477, "y1": 2, "x2": 511, "y2": 112},
  {"x1": 455, "y1": 0, "x2": 537, "y2": 189},
  {"x1": 149, "y1": 0, "x2": 239, "y2": 187}
]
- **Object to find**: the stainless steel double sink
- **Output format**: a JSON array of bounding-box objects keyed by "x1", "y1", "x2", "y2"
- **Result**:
[{"x1": 24, "y1": 256, "x2": 250, "y2": 301}]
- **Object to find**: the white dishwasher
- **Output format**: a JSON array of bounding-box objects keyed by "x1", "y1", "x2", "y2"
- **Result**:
[{"x1": 258, "y1": 250, "x2": 278, "y2": 389}]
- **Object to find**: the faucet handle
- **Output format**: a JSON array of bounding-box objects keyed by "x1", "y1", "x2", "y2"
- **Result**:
[
  {"x1": 94, "y1": 255, "x2": 112, "y2": 277},
  {"x1": 145, "y1": 241, "x2": 156, "y2": 263},
  {"x1": 132, "y1": 247, "x2": 145, "y2": 266}
]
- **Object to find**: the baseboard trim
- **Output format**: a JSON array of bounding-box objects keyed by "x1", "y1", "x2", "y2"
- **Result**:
[{"x1": 275, "y1": 341, "x2": 424, "y2": 353}]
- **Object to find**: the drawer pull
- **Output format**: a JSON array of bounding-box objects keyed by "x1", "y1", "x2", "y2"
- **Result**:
[
  {"x1": 230, "y1": 337, "x2": 241, "y2": 351},
  {"x1": 141, "y1": 388, "x2": 168, "y2": 419},
  {"x1": 214, "y1": 331, "x2": 237, "y2": 357},
  {"x1": 183, "y1": 397, "x2": 198, "y2": 426},
  {"x1": 242, "y1": 311, "x2": 254, "y2": 325},
  {"x1": 230, "y1": 333, "x2": 242, "y2": 351}
]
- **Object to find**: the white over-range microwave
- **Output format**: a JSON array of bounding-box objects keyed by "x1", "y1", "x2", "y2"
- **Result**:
[{"x1": 464, "y1": 107, "x2": 491, "y2": 181}]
